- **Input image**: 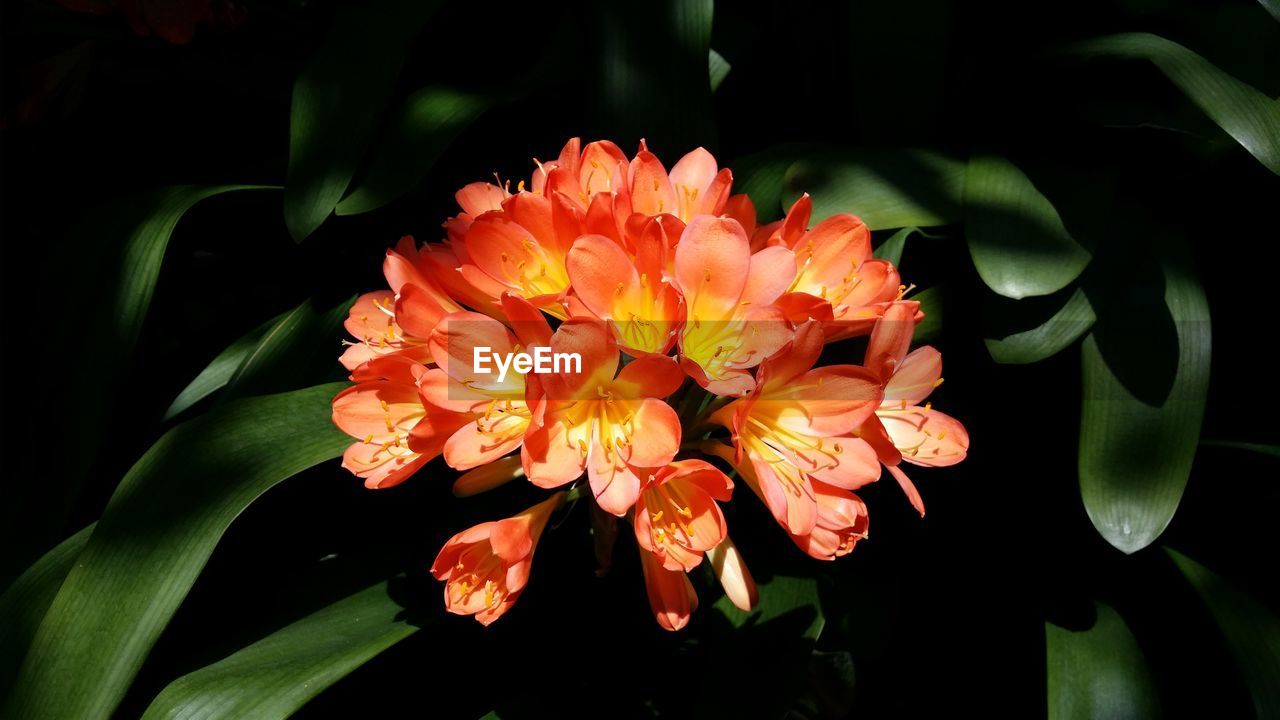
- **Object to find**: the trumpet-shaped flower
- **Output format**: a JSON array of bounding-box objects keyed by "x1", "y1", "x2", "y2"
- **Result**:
[
  {"x1": 674, "y1": 216, "x2": 796, "y2": 395},
  {"x1": 457, "y1": 191, "x2": 585, "y2": 318},
  {"x1": 769, "y1": 195, "x2": 916, "y2": 340},
  {"x1": 566, "y1": 225, "x2": 684, "y2": 355},
  {"x1": 632, "y1": 459, "x2": 733, "y2": 571},
  {"x1": 331, "y1": 356, "x2": 469, "y2": 489},
  {"x1": 340, "y1": 236, "x2": 465, "y2": 370},
  {"x1": 859, "y1": 302, "x2": 970, "y2": 515},
  {"x1": 522, "y1": 319, "x2": 684, "y2": 515},
  {"x1": 710, "y1": 322, "x2": 883, "y2": 536},
  {"x1": 420, "y1": 306, "x2": 542, "y2": 471},
  {"x1": 624, "y1": 141, "x2": 732, "y2": 223},
  {"x1": 639, "y1": 544, "x2": 698, "y2": 631},
  {"x1": 430, "y1": 493, "x2": 564, "y2": 625}
]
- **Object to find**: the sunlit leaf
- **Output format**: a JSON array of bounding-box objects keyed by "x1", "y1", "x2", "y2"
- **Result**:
[
  {"x1": 1259, "y1": 0, "x2": 1280, "y2": 22},
  {"x1": 2, "y1": 384, "x2": 350, "y2": 719},
  {"x1": 1167, "y1": 548, "x2": 1280, "y2": 719},
  {"x1": 1068, "y1": 33, "x2": 1280, "y2": 175},
  {"x1": 986, "y1": 286, "x2": 1096, "y2": 364},
  {"x1": 0, "y1": 526, "x2": 91, "y2": 702},
  {"x1": 709, "y1": 48, "x2": 731, "y2": 92},
  {"x1": 336, "y1": 87, "x2": 489, "y2": 216},
  {"x1": 141, "y1": 580, "x2": 420, "y2": 720},
  {"x1": 714, "y1": 574, "x2": 824, "y2": 640},
  {"x1": 221, "y1": 298, "x2": 350, "y2": 402},
  {"x1": 1079, "y1": 242, "x2": 1210, "y2": 553},
  {"x1": 964, "y1": 156, "x2": 1092, "y2": 299},
  {"x1": 784, "y1": 148, "x2": 966, "y2": 230},
  {"x1": 284, "y1": 0, "x2": 443, "y2": 240},
  {"x1": 874, "y1": 226, "x2": 916, "y2": 266},
  {"x1": 732, "y1": 144, "x2": 813, "y2": 223},
  {"x1": 1046, "y1": 602, "x2": 1160, "y2": 719},
  {"x1": 163, "y1": 313, "x2": 283, "y2": 421}
]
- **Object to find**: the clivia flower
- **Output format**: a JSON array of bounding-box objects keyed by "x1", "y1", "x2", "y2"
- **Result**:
[
  {"x1": 521, "y1": 319, "x2": 685, "y2": 515},
  {"x1": 769, "y1": 195, "x2": 918, "y2": 341},
  {"x1": 632, "y1": 459, "x2": 734, "y2": 571},
  {"x1": 674, "y1": 216, "x2": 796, "y2": 396},
  {"x1": 709, "y1": 322, "x2": 883, "y2": 537},
  {"x1": 856, "y1": 302, "x2": 970, "y2": 515},
  {"x1": 430, "y1": 493, "x2": 565, "y2": 625},
  {"x1": 330, "y1": 138, "x2": 971, "y2": 632}
]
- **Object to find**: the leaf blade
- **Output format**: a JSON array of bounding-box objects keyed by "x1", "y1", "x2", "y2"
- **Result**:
[
  {"x1": 964, "y1": 156, "x2": 1092, "y2": 299},
  {"x1": 1078, "y1": 242, "x2": 1210, "y2": 553},
  {"x1": 1067, "y1": 33, "x2": 1280, "y2": 175},
  {"x1": 3, "y1": 384, "x2": 351, "y2": 719},
  {"x1": 140, "y1": 581, "x2": 419, "y2": 720},
  {"x1": 1045, "y1": 602, "x2": 1160, "y2": 719}
]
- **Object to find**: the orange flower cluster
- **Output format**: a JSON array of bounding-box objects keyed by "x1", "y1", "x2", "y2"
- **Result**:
[{"x1": 331, "y1": 139, "x2": 969, "y2": 629}]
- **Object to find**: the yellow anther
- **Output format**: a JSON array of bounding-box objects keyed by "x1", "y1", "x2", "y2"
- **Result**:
[
  {"x1": 380, "y1": 400, "x2": 389, "y2": 411},
  {"x1": 834, "y1": 442, "x2": 843, "y2": 454},
  {"x1": 900, "y1": 399, "x2": 908, "y2": 410},
  {"x1": 517, "y1": 180, "x2": 526, "y2": 192},
  {"x1": 933, "y1": 377, "x2": 945, "y2": 387},
  {"x1": 651, "y1": 510, "x2": 664, "y2": 522},
  {"x1": 363, "y1": 434, "x2": 374, "y2": 444},
  {"x1": 678, "y1": 505, "x2": 693, "y2": 518},
  {"x1": 924, "y1": 402, "x2": 932, "y2": 412},
  {"x1": 937, "y1": 430, "x2": 947, "y2": 441}
]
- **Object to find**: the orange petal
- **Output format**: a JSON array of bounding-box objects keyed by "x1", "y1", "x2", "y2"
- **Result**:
[
  {"x1": 675, "y1": 216, "x2": 750, "y2": 319},
  {"x1": 864, "y1": 301, "x2": 917, "y2": 382},
  {"x1": 707, "y1": 536, "x2": 758, "y2": 611},
  {"x1": 453, "y1": 455, "x2": 524, "y2": 497},
  {"x1": 640, "y1": 548, "x2": 698, "y2": 631}
]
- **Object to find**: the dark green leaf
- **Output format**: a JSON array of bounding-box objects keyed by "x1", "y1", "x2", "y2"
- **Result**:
[
  {"x1": 714, "y1": 574, "x2": 824, "y2": 640},
  {"x1": 285, "y1": 0, "x2": 442, "y2": 240},
  {"x1": 1259, "y1": 0, "x2": 1280, "y2": 22},
  {"x1": 1067, "y1": 33, "x2": 1280, "y2": 175},
  {"x1": 221, "y1": 298, "x2": 350, "y2": 402},
  {"x1": 732, "y1": 144, "x2": 813, "y2": 223},
  {"x1": 0, "y1": 526, "x2": 92, "y2": 702},
  {"x1": 3, "y1": 384, "x2": 351, "y2": 719},
  {"x1": 1046, "y1": 602, "x2": 1160, "y2": 719},
  {"x1": 709, "y1": 49, "x2": 731, "y2": 92},
  {"x1": 874, "y1": 226, "x2": 915, "y2": 266},
  {"x1": 1167, "y1": 549, "x2": 1280, "y2": 719},
  {"x1": 784, "y1": 148, "x2": 967, "y2": 230},
  {"x1": 141, "y1": 581, "x2": 420, "y2": 720},
  {"x1": 336, "y1": 87, "x2": 490, "y2": 216},
  {"x1": 1079, "y1": 241, "x2": 1210, "y2": 553},
  {"x1": 593, "y1": 0, "x2": 716, "y2": 152},
  {"x1": 913, "y1": 286, "x2": 943, "y2": 344},
  {"x1": 1199, "y1": 440, "x2": 1280, "y2": 458},
  {"x1": 986, "y1": 286, "x2": 1096, "y2": 364},
  {"x1": 163, "y1": 313, "x2": 283, "y2": 421},
  {"x1": 964, "y1": 156, "x2": 1092, "y2": 299}
]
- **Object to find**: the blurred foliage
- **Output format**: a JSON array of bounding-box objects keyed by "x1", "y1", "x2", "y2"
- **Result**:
[{"x1": 1, "y1": 0, "x2": 1277, "y2": 717}]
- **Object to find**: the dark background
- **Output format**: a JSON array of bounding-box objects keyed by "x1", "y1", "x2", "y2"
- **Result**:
[{"x1": 2, "y1": 0, "x2": 1278, "y2": 717}]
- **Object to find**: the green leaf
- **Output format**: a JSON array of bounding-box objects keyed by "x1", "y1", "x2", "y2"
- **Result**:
[
  {"x1": 1067, "y1": 33, "x2": 1280, "y2": 175},
  {"x1": 709, "y1": 48, "x2": 731, "y2": 92},
  {"x1": 1079, "y1": 242, "x2": 1210, "y2": 553},
  {"x1": 336, "y1": 87, "x2": 490, "y2": 216},
  {"x1": 163, "y1": 313, "x2": 283, "y2": 421},
  {"x1": 0, "y1": 526, "x2": 92, "y2": 702},
  {"x1": 594, "y1": 0, "x2": 716, "y2": 152},
  {"x1": 714, "y1": 574, "x2": 824, "y2": 640},
  {"x1": 783, "y1": 148, "x2": 967, "y2": 230},
  {"x1": 986, "y1": 286, "x2": 1096, "y2": 364},
  {"x1": 912, "y1": 286, "x2": 943, "y2": 344},
  {"x1": 1259, "y1": 0, "x2": 1280, "y2": 22},
  {"x1": 873, "y1": 226, "x2": 915, "y2": 266},
  {"x1": 141, "y1": 580, "x2": 420, "y2": 720},
  {"x1": 964, "y1": 156, "x2": 1092, "y2": 299},
  {"x1": 285, "y1": 0, "x2": 442, "y2": 241},
  {"x1": 1046, "y1": 602, "x2": 1160, "y2": 719},
  {"x1": 1199, "y1": 440, "x2": 1280, "y2": 458},
  {"x1": 3, "y1": 384, "x2": 351, "y2": 720},
  {"x1": 732, "y1": 144, "x2": 813, "y2": 223},
  {"x1": 221, "y1": 298, "x2": 350, "y2": 402},
  {"x1": 1167, "y1": 548, "x2": 1280, "y2": 718}
]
